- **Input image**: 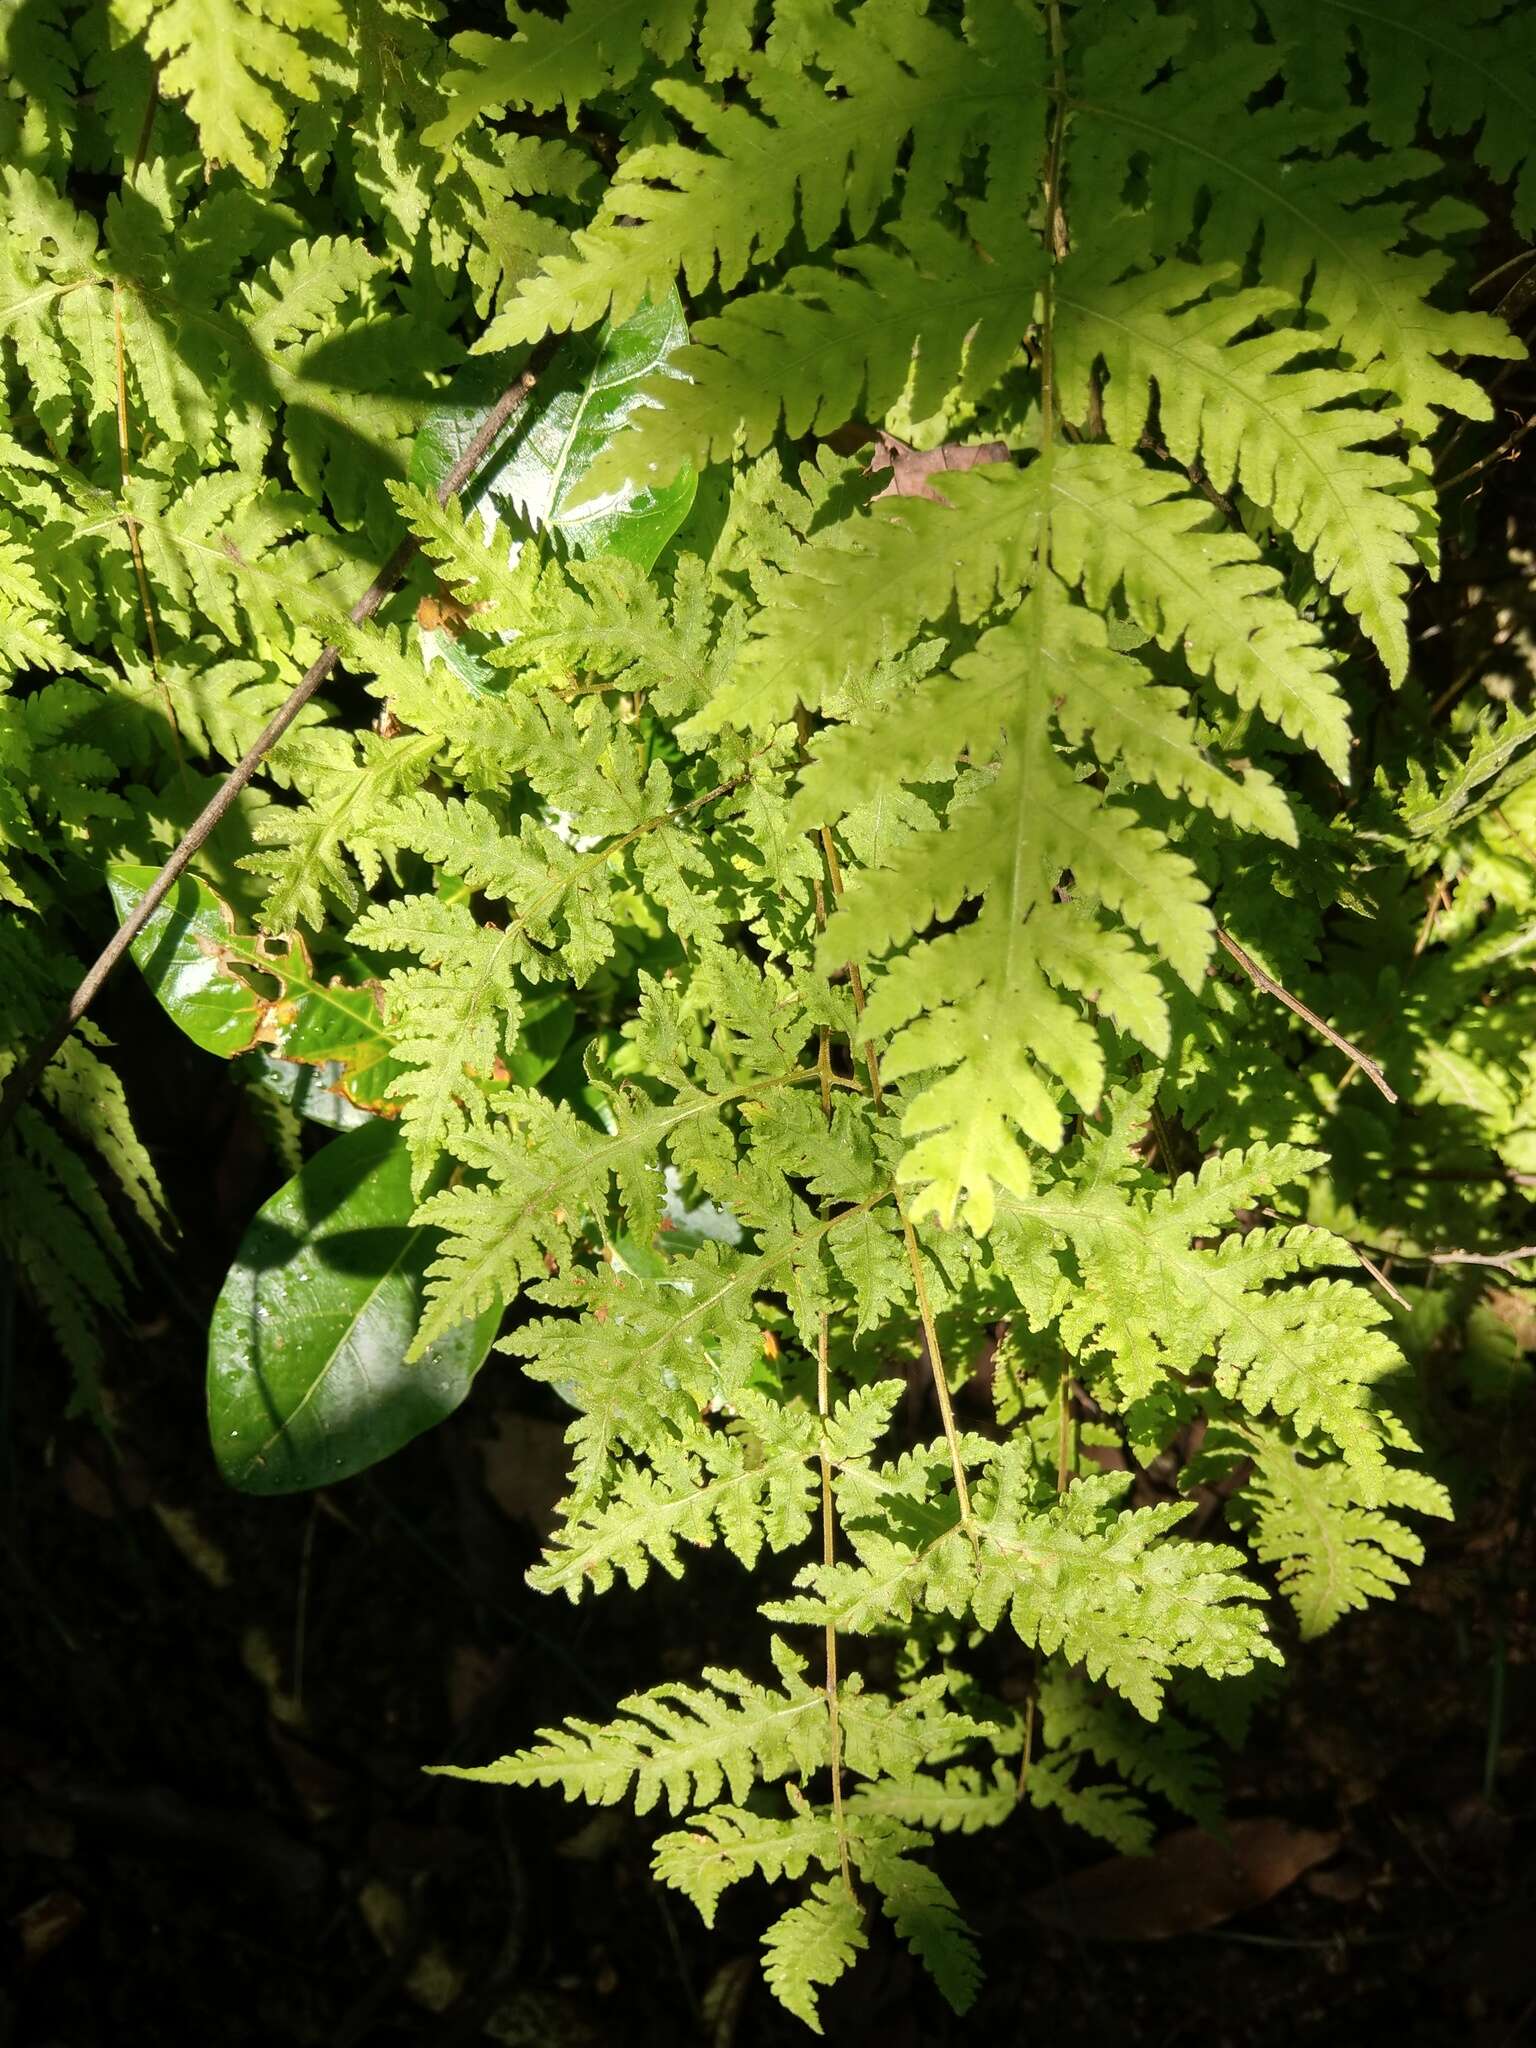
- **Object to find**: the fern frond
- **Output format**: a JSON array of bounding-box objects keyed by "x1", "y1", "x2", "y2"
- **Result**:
[
  {"x1": 848, "y1": 1762, "x2": 1016, "y2": 1837},
  {"x1": 591, "y1": 218, "x2": 1045, "y2": 481},
  {"x1": 1036, "y1": 1667, "x2": 1222, "y2": 1829},
  {"x1": 1265, "y1": 0, "x2": 1536, "y2": 235},
  {"x1": 851, "y1": 1822, "x2": 980, "y2": 2014},
  {"x1": 110, "y1": 0, "x2": 350, "y2": 184},
  {"x1": 346, "y1": 894, "x2": 525, "y2": 1167},
  {"x1": 1070, "y1": 26, "x2": 1521, "y2": 439},
  {"x1": 425, "y1": 0, "x2": 695, "y2": 145},
  {"x1": 994, "y1": 1121, "x2": 1403, "y2": 1478},
  {"x1": 800, "y1": 563, "x2": 1300, "y2": 1228},
  {"x1": 477, "y1": 5, "x2": 1044, "y2": 351},
  {"x1": 761, "y1": 1882, "x2": 867, "y2": 2036},
  {"x1": 1054, "y1": 259, "x2": 1423, "y2": 681},
  {"x1": 529, "y1": 1379, "x2": 901, "y2": 1595},
  {"x1": 653, "y1": 1804, "x2": 841, "y2": 1925},
  {"x1": 412, "y1": 1071, "x2": 836, "y2": 1351},
  {"x1": 717, "y1": 445, "x2": 1349, "y2": 774},
  {"x1": 1210, "y1": 1421, "x2": 1453, "y2": 1636},
  {"x1": 770, "y1": 1444, "x2": 1276, "y2": 1719},
  {"x1": 243, "y1": 731, "x2": 437, "y2": 929},
  {"x1": 437, "y1": 1634, "x2": 985, "y2": 1821}
]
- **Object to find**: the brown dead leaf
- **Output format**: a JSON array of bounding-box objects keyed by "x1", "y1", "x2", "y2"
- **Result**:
[
  {"x1": 1022, "y1": 1818, "x2": 1341, "y2": 1940},
  {"x1": 418, "y1": 589, "x2": 489, "y2": 637},
  {"x1": 479, "y1": 1414, "x2": 570, "y2": 1541},
  {"x1": 59, "y1": 1453, "x2": 117, "y2": 1520},
  {"x1": 1485, "y1": 1286, "x2": 1536, "y2": 1350},
  {"x1": 446, "y1": 1642, "x2": 515, "y2": 1726},
  {"x1": 268, "y1": 1727, "x2": 350, "y2": 1820},
  {"x1": 868, "y1": 429, "x2": 1011, "y2": 502},
  {"x1": 12, "y1": 1889, "x2": 85, "y2": 1966},
  {"x1": 701, "y1": 1955, "x2": 756, "y2": 2048}
]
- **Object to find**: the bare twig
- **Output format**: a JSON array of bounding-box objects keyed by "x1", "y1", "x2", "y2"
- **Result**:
[
  {"x1": 1428, "y1": 1244, "x2": 1536, "y2": 1275},
  {"x1": 1438, "y1": 409, "x2": 1536, "y2": 495},
  {"x1": 1215, "y1": 926, "x2": 1398, "y2": 1104},
  {"x1": 0, "y1": 365, "x2": 542, "y2": 1144},
  {"x1": 1350, "y1": 1245, "x2": 1411, "y2": 1310}
]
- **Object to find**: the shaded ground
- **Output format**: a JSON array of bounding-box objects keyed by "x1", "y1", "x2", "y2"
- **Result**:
[{"x1": 3, "y1": 991, "x2": 1533, "y2": 2048}]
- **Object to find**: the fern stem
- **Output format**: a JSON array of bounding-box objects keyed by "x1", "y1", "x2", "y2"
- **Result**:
[
  {"x1": 901, "y1": 1212, "x2": 979, "y2": 1547},
  {"x1": 1039, "y1": 0, "x2": 1070, "y2": 446},
  {"x1": 112, "y1": 281, "x2": 178, "y2": 758},
  {"x1": 819, "y1": 826, "x2": 883, "y2": 1106},
  {"x1": 797, "y1": 736, "x2": 855, "y2": 1900},
  {"x1": 811, "y1": 815, "x2": 976, "y2": 1542},
  {"x1": 817, "y1": 1311, "x2": 854, "y2": 1896},
  {"x1": 1055, "y1": 1360, "x2": 1077, "y2": 1493},
  {"x1": 1014, "y1": 1688, "x2": 1037, "y2": 1804}
]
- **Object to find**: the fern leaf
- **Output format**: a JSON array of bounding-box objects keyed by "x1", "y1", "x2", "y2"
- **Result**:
[
  {"x1": 111, "y1": 0, "x2": 349, "y2": 184},
  {"x1": 590, "y1": 219, "x2": 1045, "y2": 483},
  {"x1": 653, "y1": 1805, "x2": 841, "y2": 1924},
  {"x1": 501, "y1": 1207, "x2": 884, "y2": 1506},
  {"x1": 1266, "y1": 0, "x2": 1536, "y2": 235},
  {"x1": 1070, "y1": 27, "x2": 1521, "y2": 439},
  {"x1": 243, "y1": 731, "x2": 436, "y2": 929},
  {"x1": 527, "y1": 1382, "x2": 902, "y2": 1597},
  {"x1": 770, "y1": 1445, "x2": 1276, "y2": 1719},
  {"x1": 478, "y1": 7, "x2": 1043, "y2": 351},
  {"x1": 412, "y1": 1073, "x2": 837, "y2": 1352},
  {"x1": 718, "y1": 445, "x2": 1349, "y2": 775},
  {"x1": 993, "y1": 1127, "x2": 1404, "y2": 1478},
  {"x1": 851, "y1": 1825, "x2": 980, "y2": 2014},
  {"x1": 761, "y1": 1882, "x2": 867, "y2": 2035},
  {"x1": 347, "y1": 894, "x2": 525, "y2": 1169},
  {"x1": 425, "y1": 0, "x2": 695, "y2": 145},
  {"x1": 1036, "y1": 1667, "x2": 1222, "y2": 1828},
  {"x1": 1213, "y1": 1422, "x2": 1453, "y2": 1637},
  {"x1": 804, "y1": 567, "x2": 1298, "y2": 1229},
  {"x1": 1054, "y1": 258, "x2": 1423, "y2": 682},
  {"x1": 435, "y1": 1643, "x2": 831, "y2": 1816},
  {"x1": 848, "y1": 1762, "x2": 1016, "y2": 1837}
]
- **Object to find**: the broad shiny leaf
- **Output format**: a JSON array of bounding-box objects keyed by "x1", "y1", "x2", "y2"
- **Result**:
[
  {"x1": 208, "y1": 1119, "x2": 499, "y2": 1494},
  {"x1": 107, "y1": 864, "x2": 263, "y2": 1057},
  {"x1": 109, "y1": 864, "x2": 403, "y2": 1118},
  {"x1": 410, "y1": 292, "x2": 697, "y2": 571}
]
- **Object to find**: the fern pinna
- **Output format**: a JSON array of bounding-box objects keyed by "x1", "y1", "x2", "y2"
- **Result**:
[{"x1": 3, "y1": 0, "x2": 1534, "y2": 2027}]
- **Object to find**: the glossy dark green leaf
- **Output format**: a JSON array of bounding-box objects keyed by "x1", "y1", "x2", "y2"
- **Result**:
[
  {"x1": 208, "y1": 1119, "x2": 499, "y2": 1494},
  {"x1": 109, "y1": 863, "x2": 403, "y2": 1118},
  {"x1": 108, "y1": 864, "x2": 263, "y2": 1057},
  {"x1": 503, "y1": 990, "x2": 574, "y2": 1087},
  {"x1": 410, "y1": 292, "x2": 696, "y2": 572},
  {"x1": 243, "y1": 1051, "x2": 375, "y2": 1131},
  {"x1": 265, "y1": 972, "x2": 402, "y2": 1111}
]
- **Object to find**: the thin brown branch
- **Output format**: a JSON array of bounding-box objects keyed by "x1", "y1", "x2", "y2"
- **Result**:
[
  {"x1": 0, "y1": 365, "x2": 544, "y2": 1145},
  {"x1": 1428, "y1": 1244, "x2": 1536, "y2": 1275},
  {"x1": 1437, "y1": 410, "x2": 1536, "y2": 496},
  {"x1": 1216, "y1": 926, "x2": 1397, "y2": 1104},
  {"x1": 1350, "y1": 1245, "x2": 1411, "y2": 1309}
]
